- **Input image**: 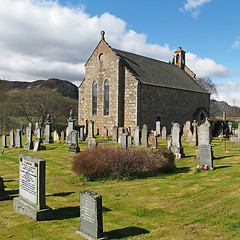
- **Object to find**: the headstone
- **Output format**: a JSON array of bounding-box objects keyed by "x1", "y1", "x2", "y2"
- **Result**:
[
  {"x1": 68, "y1": 130, "x2": 80, "y2": 153},
  {"x1": 134, "y1": 126, "x2": 141, "y2": 146},
  {"x1": 228, "y1": 122, "x2": 233, "y2": 135},
  {"x1": 88, "y1": 138, "x2": 98, "y2": 149},
  {"x1": 156, "y1": 121, "x2": 161, "y2": 137},
  {"x1": 35, "y1": 122, "x2": 39, "y2": 134},
  {"x1": 36, "y1": 127, "x2": 43, "y2": 143},
  {"x1": 61, "y1": 130, "x2": 65, "y2": 141},
  {"x1": 187, "y1": 128, "x2": 193, "y2": 142},
  {"x1": 190, "y1": 120, "x2": 198, "y2": 146},
  {"x1": 150, "y1": 134, "x2": 157, "y2": 149},
  {"x1": 87, "y1": 120, "x2": 94, "y2": 139},
  {"x1": 66, "y1": 110, "x2": 76, "y2": 143},
  {"x1": 168, "y1": 123, "x2": 184, "y2": 159},
  {"x1": 199, "y1": 145, "x2": 213, "y2": 169},
  {"x1": 161, "y1": 126, "x2": 167, "y2": 140},
  {"x1": 198, "y1": 118, "x2": 211, "y2": 146},
  {"x1": 1, "y1": 135, "x2": 7, "y2": 148},
  {"x1": 15, "y1": 129, "x2": 23, "y2": 148},
  {"x1": 44, "y1": 114, "x2": 53, "y2": 144},
  {"x1": 53, "y1": 130, "x2": 59, "y2": 141},
  {"x1": 141, "y1": 124, "x2": 148, "y2": 147},
  {"x1": 0, "y1": 176, "x2": 9, "y2": 200},
  {"x1": 66, "y1": 127, "x2": 69, "y2": 139},
  {"x1": 33, "y1": 139, "x2": 46, "y2": 152},
  {"x1": 9, "y1": 129, "x2": 15, "y2": 148},
  {"x1": 101, "y1": 127, "x2": 108, "y2": 140},
  {"x1": 76, "y1": 190, "x2": 107, "y2": 240},
  {"x1": 120, "y1": 133, "x2": 128, "y2": 149},
  {"x1": 112, "y1": 126, "x2": 118, "y2": 143},
  {"x1": 13, "y1": 154, "x2": 52, "y2": 220},
  {"x1": 127, "y1": 135, "x2": 132, "y2": 145},
  {"x1": 118, "y1": 127, "x2": 124, "y2": 143},
  {"x1": 24, "y1": 126, "x2": 34, "y2": 150}
]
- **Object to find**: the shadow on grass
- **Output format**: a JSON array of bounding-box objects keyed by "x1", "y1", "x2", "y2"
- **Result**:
[
  {"x1": 52, "y1": 206, "x2": 79, "y2": 220},
  {"x1": 106, "y1": 226, "x2": 150, "y2": 239},
  {"x1": 102, "y1": 206, "x2": 112, "y2": 212},
  {"x1": 47, "y1": 192, "x2": 74, "y2": 197},
  {"x1": 44, "y1": 147, "x2": 58, "y2": 150},
  {"x1": 4, "y1": 189, "x2": 19, "y2": 200},
  {"x1": 175, "y1": 167, "x2": 190, "y2": 174},
  {"x1": 214, "y1": 165, "x2": 231, "y2": 170},
  {"x1": 214, "y1": 155, "x2": 237, "y2": 160},
  {"x1": 4, "y1": 179, "x2": 15, "y2": 182}
]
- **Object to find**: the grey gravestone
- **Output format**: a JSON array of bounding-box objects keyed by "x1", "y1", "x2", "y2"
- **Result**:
[
  {"x1": 199, "y1": 144, "x2": 213, "y2": 169},
  {"x1": 79, "y1": 127, "x2": 84, "y2": 142},
  {"x1": 198, "y1": 119, "x2": 211, "y2": 146},
  {"x1": 162, "y1": 126, "x2": 167, "y2": 140},
  {"x1": 1, "y1": 135, "x2": 7, "y2": 148},
  {"x1": 76, "y1": 190, "x2": 107, "y2": 240},
  {"x1": 36, "y1": 127, "x2": 43, "y2": 143},
  {"x1": 120, "y1": 133, "x2": 128, "y2": 149},
  {"x1": 134, "y1": 126, "x2": 141, "y2": 146},
  {"x1": 127, "y1": 135, "x2": 132, "y2": 145},
  {"x1": 24, "y1": 126, "x2": 34, "y2": 150},
  {"x1": 44, "y1": 114, "x2": 53, "y2": 144},
  {"x1": 13, "y1": 154, "x2": 52, "y2": 220},
  {"x1": 61, "y1": 130, "x2": 65, "y2": 141},
  {"x1": 68, "y1": 130, "x2": 80, "y2": 153},
  {"x1": 0, "y1": 176, "x2": 9, "y2": 200},
  {"x1": 141, "y1": 124, "x2": 148, "y2": 147},
  {"x1": 53, "y1": 130, "x2": 59, "y2": 141},
  {"x1": 33, "y1": 129, "x2": 46, "y2": 152},
  {"x1": 87, "y1": 120, "x2": 94, "y2": 139},
  {"x1": 236, "y1": 122, "x2": 240, "y2": 144},
  {"x1": 9, "y1": 129, "x2": 15, "y2": 148},
  {"x1": 88, "y1": 138, "x2": 98, "y2": 149},
  {"x1": 112, "y1": 126, "x2": 118, "y2": 143},
  {"x1": 156, "y1": 121, "x2": 161, "y2": 136},
  {"x1": 190, "y1": 120, "x2": 198, "y2": 146},
  {"x1": 15, "y1": 129, "x2": 23, "y2": 148},
  {"x1": 66, "y1": 110, "x2": 76, "y2": 143},
  {"x1": 118, "y1": 127, "x2": 124, "y2": 143}
]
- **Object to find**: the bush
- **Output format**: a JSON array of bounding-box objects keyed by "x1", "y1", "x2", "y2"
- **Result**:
[{"x1": 72, "y1": 147, "x2": 176, "y2": 180}]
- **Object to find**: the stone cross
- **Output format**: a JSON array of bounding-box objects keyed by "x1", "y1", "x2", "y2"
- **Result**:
[
  {"x1": 66, "y1": 110, "x2": 76, "y2": 143},
  {"x1": 141, "y1": 124, "x2": 148, "y2": 147}
]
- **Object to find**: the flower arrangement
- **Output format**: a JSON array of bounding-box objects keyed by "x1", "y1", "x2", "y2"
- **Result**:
[{"x1": 197, "y1": 164, "x2": 208, "y2": 170}]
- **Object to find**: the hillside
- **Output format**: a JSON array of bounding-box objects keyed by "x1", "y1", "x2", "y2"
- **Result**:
[{"x1": 0, "y1": 78, "x2": 78, "y2": 100}]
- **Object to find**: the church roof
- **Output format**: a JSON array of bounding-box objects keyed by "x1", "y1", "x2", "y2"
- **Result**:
[{"x1": 112, "y1": 48, "x2": 208, "y2": 94}]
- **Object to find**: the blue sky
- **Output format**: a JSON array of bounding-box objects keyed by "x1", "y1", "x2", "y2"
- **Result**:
[{"x1": 0, "y1": 0, "x2": 240, "y2": 105}]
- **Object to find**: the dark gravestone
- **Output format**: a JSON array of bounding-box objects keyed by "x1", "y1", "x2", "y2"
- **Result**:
[
  {"x1": 68, "y1": 130, "x2": 80, "y2": 153},
  {"x1": 76, "y1": 190, "x2": 107, "y2": 240},
  {"x1": 199, "y1": 145, "x2": 213, "y2": 169}
]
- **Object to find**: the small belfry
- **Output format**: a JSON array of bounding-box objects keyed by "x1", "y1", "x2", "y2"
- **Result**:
[{"x1": 174, "y1": 47, "x2": 185, "y2": 69}]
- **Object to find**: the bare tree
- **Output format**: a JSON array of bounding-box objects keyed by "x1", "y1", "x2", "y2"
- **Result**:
[{"x1": 196, "y1": 77, "x2": 218, "y2": 95}]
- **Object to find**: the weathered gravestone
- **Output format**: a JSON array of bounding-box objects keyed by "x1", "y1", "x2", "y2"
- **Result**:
[
  {"x1": 33, "y1": 128, "x2": 46, "y2": 152},
  {"x1": 134, "y1": 126, "x2": 141, "y2": 146},
  {"x1": 141, "y1": 124, "x2": 148, "y2": 147},
  {"x1": 44, "y1": 114, "x2": 53, "y2": 144},
  {"x1": 79, "y1": 127, "x2": 84, "y2": 142},
  {"x1": 118, "y1": 127, "x2": 124, "y2": 143},
  {"x1": 0, "y1": 176, "x2": 9, "y2": 200},
  {"x1": 190, "y1": 120, "x2": 198, "y2": 146},
  {"x1": 120, "y1": 133, "x2": 128, "y2": 149},
  {"x1": 68, "y1": 130, "x2": 80, "y2": 153},
  {"x1": 84, "y1": 120, "x2": 88, "y2": 138},
  {"x1": 53, "y1": 130, "x2": 59, "y2": 141},
  {"x1": 24, "y1": 125, "x2": 34, "y2": 150},
  {"x1": 13, "y1": 154, "x2": 52, "y2": 220},
  {"x1": 1, "y1": 135, "x2": 7, "y2": 148},
  {"x1": 88, "y1": 138, "x2": 98, "y2": 149},
  {"x1": 101, "y1": 127, "x2": 108, "y2": 140},
  {"x1": 161, "y1": 126, "x2": 167, "y2": 140},
  {"x1": 150, "y1": 134, "x2": 157, "y2": 149},
  {"x1": 76, "y1": 190, "x2": 107, "y2": 240},
  {"x1": 61, "y1": 130, "x2": 65, "y2": 141},
  {"x1": 112, "y1": 126, "x2": 118, "y2": 143},
  {"x1": 66, "y1": 110, "x2": 76, "y2": 143},
  {"x1": 156, "y1": 121, "x2": 161, "y2": 137},
  {"x1": 9, "y1": 129, "x2": 15, "y2": 148},
  {"x1": 15, "y1": 129, "x2": 23, "y2": 148},
  {"x1": 127, "y1": 135, "x2": 132, "y2": 145},
  {"x1": 197, "y1": 119, "x2": 213, "y2": 169},
  {"x1": 87, "y1": 120, "x2": 94, "y2": 140}
]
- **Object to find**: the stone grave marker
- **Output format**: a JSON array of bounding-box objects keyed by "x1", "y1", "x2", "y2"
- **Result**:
[
  {"x1": 84, "y1": 120, "x2": 88, "y2": 138},
  {"x1": 198, "y1": 118, "x2": 211, "y2": 146},
  {"x1": 156, "y1": 121, "x2": 161, "y2": 136},
  {"x1": 0, "y1": 176, "x2": 9, "y2": 200},
  {"x1": 228, "y1": 122, "x2": 233, "y2": 135},
  {"x1": 66, "y1": 109, "x2": 76, "y2": 143},
  {"x1": 68, "y1": 130, "x2": 80, "y2": 153},
  {"x1": 15, "y1": 129, "x2": 23, "y2": 148},
  {"x1": 127, "y1": 135, "x2": 132, "y2": 145},
  {"x1": 53, "y1": 130, "x2": 59, "y2": 141},
  {"x1": 120, "y1": 133, "x2": 128, "y2": 149},
  {"x1": 1, "y1": 135, "x2": 7, "y2": 148},
  {"x1": 79, "y1": 127, "x2": 84, "y2": 142},
  {"x1": 88, "y1": 138, "x2": 98, "y2": 149},
  {"x1": 33, "y1": 128, "x2": 46, "y2": 152},
  {"x1": 162, "y1": 126, "x2": 167, "y2": 140},
  {"x1": 61, "y1": 130, "x2": 65, "y2": 141},
  {"x1": 13, "y1": 154, "x2": 52, "y2": 220},
  {"x1": 101, "y1": 127, "x2": 108, "y2": 140},
  {"x1": 76, "y1": 190, "x2": 107, "y2": 240},
  {"x1": 190, "y1": 120, "x2": 198, "y2": 146},
  {"x1": 134, "y1": 126, "x2": 141, "y2": 146},
  {"x1": 141, "y1": 124, "x2": 148, "y2": 147},
  {"x1": 9, "y1": 129, "x2": 15, "y2": 148},
  {"x1": 87, "y1": 120, "x2": 94, "y2": 140},
  {"x1": 44, "y1": 114, "x2": 53, "y2": 144},
  {"x1": 112, "y1": 126, "x2": 118, "y2": 143},
  {"x1": 118, "y1": 127, "x2": 124, "y2": 143},
  {"x1": 24, "y1": 125, "x2": 34, "y2": 150},
  {"x1": 150, "y1": 134, "x2": 157, "y2": 149}
]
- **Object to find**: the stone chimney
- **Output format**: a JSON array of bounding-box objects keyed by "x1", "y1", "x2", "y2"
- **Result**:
[{"x1": 174, "y1": 47, "x2": 185, "y2": 69}]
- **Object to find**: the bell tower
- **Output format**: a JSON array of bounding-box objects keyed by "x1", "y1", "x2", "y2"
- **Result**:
[{"x1": 174, "y1": 47, "x2": 185, "y2": 69}]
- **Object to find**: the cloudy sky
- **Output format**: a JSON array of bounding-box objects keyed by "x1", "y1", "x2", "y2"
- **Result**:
[{"x1": 0, "y1": 0, "x2": 240, "y2": 106}]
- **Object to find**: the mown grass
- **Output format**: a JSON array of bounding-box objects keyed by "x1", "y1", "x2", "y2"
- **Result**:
[{"x1": 1, "y1": 134, "x2": 240, "y2": 239}]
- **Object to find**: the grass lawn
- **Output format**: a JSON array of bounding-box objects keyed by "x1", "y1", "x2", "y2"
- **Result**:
[{"x1": 1, "y1": 135, "x2": 240, "y2": 239}]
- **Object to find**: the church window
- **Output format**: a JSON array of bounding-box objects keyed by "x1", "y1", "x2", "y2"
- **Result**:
[
  {"x1": 104, "y1": 79, "x2": 109, "y2": 115},
  {"x1": 92, "y1": 81, "x2": 97, "y2": 115},
  {"x1": 176, "y1": 54, "x2": 179, "y2": 63}
]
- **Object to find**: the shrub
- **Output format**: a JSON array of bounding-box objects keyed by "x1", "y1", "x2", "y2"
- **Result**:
[{"x1": 72, "y1": 147, "x2": 175, "y2": 180}]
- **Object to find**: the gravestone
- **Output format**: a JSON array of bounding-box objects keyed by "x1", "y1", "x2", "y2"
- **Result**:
[
  {"x1": 101, "y1": 127, "x2": 108, "y2": 140},
  {"x1": 198, "y1": 145, "x2": 213, "y2": 169},
  {"x1": 118, "y1": 127, "x2": 124, "y2": 143},
  {"x1": 134, "y1": 126, "x2": 141, "y2": 146},
  {"x1": 76, "y1": 190, "x2": 107, "y2": 240},
  {"x1": 190, "y1": 120, "x2": 198, "y2": 146},
  {"x1": 156, "y1": 121, "x2": 161, "y2": 137},
  {"x1": 15, "y1": 129, "x2": 23, "y2": 148},
  {"x1": 24, "y1": 125, "x2": 34, "y2": 150},
  {"x1": 150, "y1": 134, "x2": 157, "y2": 149},
  {"x1": 120, "y1": 133, "x2": 128, "y2": 149},
  {"x1": 161, "y1": 126, "x2": 167, "y2": 140},
  {"x1": 0, "y1": 176, "x2": 9, "y2": 200},
  {"x1": 61, "y1": 130, "x2": 65, "y2": 141},
  {"x1": 33, "y1": 127, "x2": 46, "y2": 152},
  {"x1": 228, "y1": 122, "x2": 233, "y2": 135},
  {"x1": 36, "y1": 127, "x2": 43, "y2": 143},
  {"x1": 88, "y1": 138, "x2": 98, "y2": 149},
  {"x1": 79, "y1": 127, "x2": 84, "y2": 142},
  {"x1": 198, "y1": 119, "x2": 211, "y2": 146},
  {"x1": 13, "y1": 154, "x2": 52, "y2": 220},
  {"x1": 87, "y1": 120, "x2": 94, "y2": 139},
  {"x1": 141, "y1": 124, "x2": 148, "y2": 147},
  {"x1": 68, "y1": 130, "x2": 80, "y2": 153},
  {"x1": 44, "y1": 114, "x2": 53, "y2": 144},
  {"x1": 66, "y1": 110, "x2": 76, "y2": 143},
  {"x1": 53, "y1": 130, "x2": 59, "y2": 141},
  {"x1": 127, "y1": 135, "x2": 132, "y2": 145},
  {"x1": 112, "y1": 126, "x2": 118, "y2": 143},
  {"x1": 168, "y1": 123, "x2": 184, "y2": 159},
  {"x1": 9, "y1": 129, "x2": 15, "y2": 148},
  {"x1": 1, "y1": 135, "x2": 7, "y2": 148}
]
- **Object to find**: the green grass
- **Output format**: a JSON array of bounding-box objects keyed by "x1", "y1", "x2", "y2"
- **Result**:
[{"x1": 1, "y1": 135, "x2": 240, "y2": 239}]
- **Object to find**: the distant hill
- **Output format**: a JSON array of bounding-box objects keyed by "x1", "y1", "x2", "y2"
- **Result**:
[{"x1": 0, "y1": 78, "x2": 78, "y2": 100}]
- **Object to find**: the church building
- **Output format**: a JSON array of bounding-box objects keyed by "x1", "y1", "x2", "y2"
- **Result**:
[{"x1": 78, "y1": 31, "x2": 210, "y2": 135}]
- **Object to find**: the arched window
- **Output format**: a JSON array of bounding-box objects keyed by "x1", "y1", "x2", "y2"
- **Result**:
[
  {"x1": 104, "y1": 79, "x2": 109, "y2": 115},
  {"x1": 92, "y1": 81, "x2": 97, "y2": 115}
]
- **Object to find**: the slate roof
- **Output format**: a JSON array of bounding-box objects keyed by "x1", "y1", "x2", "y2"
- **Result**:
[{"x1": 112, "y1": 48, "x2": 208, "y2": 94}]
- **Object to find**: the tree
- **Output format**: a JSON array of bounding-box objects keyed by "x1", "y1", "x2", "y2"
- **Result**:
[{"x1": 196, "y1": 77, "x2": 218, "y2": 95}]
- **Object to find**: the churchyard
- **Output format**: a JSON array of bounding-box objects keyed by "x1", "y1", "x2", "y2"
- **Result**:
[{"x1": 1, "y1": 127, "x2": 240, "y2": 240}]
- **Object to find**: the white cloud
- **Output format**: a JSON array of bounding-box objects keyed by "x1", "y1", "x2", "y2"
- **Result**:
[
  {"x1": 231, "y1": 38, "x2": 240, "y2": 49},
  {"x1": 180, "y1": 0, "x2": 213, "y2": 18},
  {"x1": 186, "y1": 52, "x2": 229, "y2": 78}
]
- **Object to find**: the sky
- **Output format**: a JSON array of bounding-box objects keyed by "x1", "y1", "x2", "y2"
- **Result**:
[{"x1": 0, "y1": 0, "x2": 240, "y2": 106}]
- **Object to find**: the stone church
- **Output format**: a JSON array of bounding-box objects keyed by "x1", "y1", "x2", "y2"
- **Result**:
[{"x1": 78, "y1": 31, "x2": 210, "y2": 135}]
